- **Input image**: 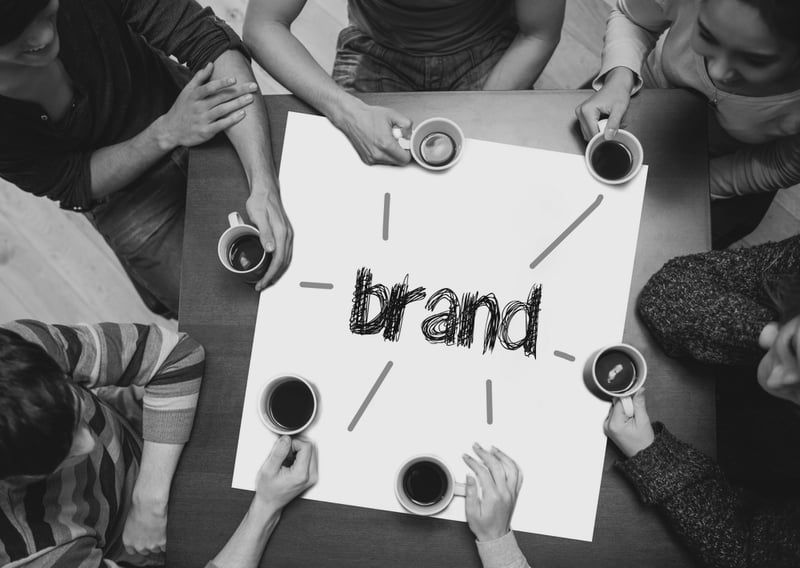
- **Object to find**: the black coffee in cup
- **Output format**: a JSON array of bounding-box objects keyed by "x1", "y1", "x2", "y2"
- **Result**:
[
  {"x1": 591, "y1": 140, "x2": 633, "y2": 181},
  {"x1": 267, "y1": 378, "x2": 315, "y2": 430},
  {"x1": 402, "y1": 460, "x2": 448, "y2": 506},
  {"x1": 419, "y1": 132, "x2": 456, "y2": 166},
  {"x1": 228, "y1": 235, "x2": 264, "y2": 272},
  {"x1": 594, "y1": 349, "x2": 636, "y2": 393}
]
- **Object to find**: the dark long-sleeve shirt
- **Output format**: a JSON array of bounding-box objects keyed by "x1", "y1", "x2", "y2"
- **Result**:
[
  {"x1": 0, "y1": 0, "x2": 245, "y2": 211},
  {"x1": 619, "y1": 423, "x2": 800, "y2": 568}
]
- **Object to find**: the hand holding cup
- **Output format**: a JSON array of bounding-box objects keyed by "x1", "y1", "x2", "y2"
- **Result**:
[
  {"x1": 254, "y1": 436, "x2": 318, "y2": 513},
  {"x1": 603, "y1": 389, "x2": 655, "y2": 458}
]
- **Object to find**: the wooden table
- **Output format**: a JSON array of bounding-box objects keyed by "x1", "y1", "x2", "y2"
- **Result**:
[{"x1": 170, "y1": 90, "x2": 713, "y2": 567}]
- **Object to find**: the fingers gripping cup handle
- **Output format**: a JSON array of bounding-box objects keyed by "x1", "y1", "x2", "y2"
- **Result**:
[
  {"x1": 228, "y1": 211, "x2": 245, "y2": 227},
  {"x1": 391, "y1": 126, "x2": 411, "y2": 151},
  {"x1": 621, "y1": 396, "x2": 635, "y2": 418}
]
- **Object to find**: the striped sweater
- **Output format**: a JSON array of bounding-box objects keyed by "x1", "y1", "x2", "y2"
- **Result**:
[{"x1": 0, "y1": 321, "x2": 204, "y2": 567}]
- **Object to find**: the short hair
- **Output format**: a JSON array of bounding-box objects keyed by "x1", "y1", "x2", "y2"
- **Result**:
[
  {"x1": 0, "y1": 0, "x2": 52, "y2": 46},
  {"x1": 763, "y1": 273, "x2": 800, "y2": 323},
  {"x1": 740, "y1": 0, "x2": 800, "y2": 46},
  {"x1": 0, "y1": 328, "x2": 76, "y2": 479}
]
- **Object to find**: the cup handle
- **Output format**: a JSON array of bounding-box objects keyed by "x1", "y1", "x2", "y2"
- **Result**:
[
  {"x1": 391, "y1": 126, "x2": 411, "y2": 151},
  {"x1": 620, "y1": 396, "x2": 635, "y2": 418},
  {"x1": 228, "y1": 212, "x2": 245, "y2": 228},
  {"x1": 597, "y1": 118, "x2": 609, "y2": 136},
  {"x1": 453, "y1": 481, "x2": 467, "y2": 498}
]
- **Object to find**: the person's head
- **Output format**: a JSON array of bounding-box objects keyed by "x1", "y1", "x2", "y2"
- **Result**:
[
  {"x1": 757, "y1": 275, "x2": 800, "y2": 406},
  {"x1": 691, "y1": 0, "x2": 800, "y2": 93},
  {"x1": 0, "y1": 327, "x2": 76, "y2": 480},
  {"x1": 0, "y1": 0, "x2": 60, "y2": 69}
]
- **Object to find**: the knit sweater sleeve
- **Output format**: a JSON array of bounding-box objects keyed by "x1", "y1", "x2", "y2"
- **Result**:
[
  {"x1": 637, "y1": 236, "x2": 800, "y2": 366},
  {"x1": 618, "y1": 423, "x2": 800, "y2": 568}
]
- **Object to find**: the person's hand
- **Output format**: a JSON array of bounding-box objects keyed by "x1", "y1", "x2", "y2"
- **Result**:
[
  {"x1": 333, "y1": 100, "x2": 413, "y2": 166},
  {"x1": 603, "y1": 389, "x2": 655, "y2": 458},
  {"x1": 254, "y1": 436, "x2": 318, "y2": 514},
  {"x1": 155, "y1": 62, "x2": 257, "y2": 151},
  {"x1": 122, "y1": 498, "x2": 167, "y2": 556},
  {"x1": 575, "y1": 67, "x2": 635, "y2": 141},
  {"x1": 757, "y1": 316, "x2": 800, "y2": 406},
  {"x1": 462, "y1": 443, "x2": 523, "y2": 542},
  {"x1": 246, "y1": 185, "x2": 294, "y2": 291}
]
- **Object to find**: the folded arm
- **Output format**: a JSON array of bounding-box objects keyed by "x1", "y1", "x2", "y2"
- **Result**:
[
  {"x1": 482, "y1": 0, "x2": 565, "y2": 90},
  {"x1": 636, "y1": 237, "x2": 800, "y2": 365},
  {"x1": 711, "y1": 134, "x2": 800, "y2": 198}
]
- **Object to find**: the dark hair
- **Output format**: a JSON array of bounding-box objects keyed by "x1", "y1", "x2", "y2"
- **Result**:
[
  {"x1": 0, "y1": 0, "x2": 51, "y2": 46},
  {"x1": 740, "y1": 0, "x2": 800, "y2": 45},
  {"x1": 0, "y1": 328, "x2": 75, "y2": 479},
  {"x1": 763, "y1": 273, "x2": 800, "y2": 322}
]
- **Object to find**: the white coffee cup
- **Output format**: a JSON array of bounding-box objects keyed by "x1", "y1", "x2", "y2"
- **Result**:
[
  {"x1": 217, "y1": 212, "x2": 269, "y2": 284},
  {"x1": 584, "y1": 343, "x2": 647, "y2": 417},
  {"x1": 585, "y1": 119, "x2": 644, "y2": 185},
  {"x1": 395, "y1": 455, "x2": 466, "y2": 516},
  {"x1": 392, "y1": 117, "x2": 465, "y2": 171},
  {"x1": 258, "y1": 374, "x2": 318, "y2": 436}
]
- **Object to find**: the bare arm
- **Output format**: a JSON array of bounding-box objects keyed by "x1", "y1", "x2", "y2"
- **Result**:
[
  {"x1": 122, "y1": 441, "x2": 184, "y2": 555},
  {"x1": 208, "y1": 49, "x2": 294, "y2": 289},
  {"x1": 208, "y1": 438, "x2": 318, "y2": 568},
  {"x1": 482, "y1": 0, "x2": 565, "y2": 91},
  {"x1": 243, "y1": 0, "x2": 411, "y2": 166},
  {"x1": 710, "y1": 134, "x2": 800, "y2": 198},
  {"x1": 88, "y1": 62, "x2": 254, "y2": 200}
]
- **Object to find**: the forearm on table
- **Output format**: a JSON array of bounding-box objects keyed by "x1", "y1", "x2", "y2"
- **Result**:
[
  {"x1": 482, "y1": 32, "x2": 560, "y2": 90},
  {"x1": 243, "y1": 20, "x2": 367, "y2": 133},
  {"x1": 207, "y1": 500, "x2": 281, "y2": 568},
  {"x1": 132, "y1": 441, "x2": 185, "y2": 509},
  {"x1": 88, "y1": 119, "x2": 175, "y2": 199},
  {"x1": 210, "y1": 49, "x2": 278, "y2": 192},
  {"x1": 710, "y1": 136, "x2": 800, "y2": 198},
  {"x1": 620, "y1": 425, "x2": 796, "y2": 568}
]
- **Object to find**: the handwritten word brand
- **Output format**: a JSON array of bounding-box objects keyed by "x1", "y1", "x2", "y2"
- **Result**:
[{"x1": 349, "y1": 267, "x2": 542, "y2": 357}]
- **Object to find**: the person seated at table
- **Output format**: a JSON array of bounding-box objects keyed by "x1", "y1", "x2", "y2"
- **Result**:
[
  {"x1": 0, "y1": 320, "x2": 205, "y2": 566},
  {"x1": 575, "y1": 0, "x2": 800, "y2": 248},
  {"x1": 207, "y1": 435, "x2": 318, "y2": 568},
  {"x1": 463, "y1": 443, "x2": 532, "y2": 568},
  {"x1": 0, "y1": 0, "x2": 293, "y2": 319},
  {"x1": 242, "y1": 0, "x2": 565, "y2": 166},
  {"x1": 604, "y1": 380, "x2": 800, "y2": 567},
  {"x1": 638, "y1": 237, "x2": 800, "y2": 491}
]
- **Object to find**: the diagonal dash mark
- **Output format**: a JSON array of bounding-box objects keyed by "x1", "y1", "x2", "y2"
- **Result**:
[
  {"x1": 348, "y1": 361, "x2": 393, "y2": 431},
  {"x1": 529, "y1": 194, "x2": 604, "y2": 270}
]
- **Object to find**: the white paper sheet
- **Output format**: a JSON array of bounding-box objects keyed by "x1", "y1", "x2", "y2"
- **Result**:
[{"x1": 232, "y1": 112, "x2": 648, "y2": 542}]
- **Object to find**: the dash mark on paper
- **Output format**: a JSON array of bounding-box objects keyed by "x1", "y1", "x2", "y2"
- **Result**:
[
  {"x1": 529, "y1": 194, "x2": 604, "y2": 270},
  {"x1": 348, "y1": 361, "x2": 394, "y2": 432}
]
